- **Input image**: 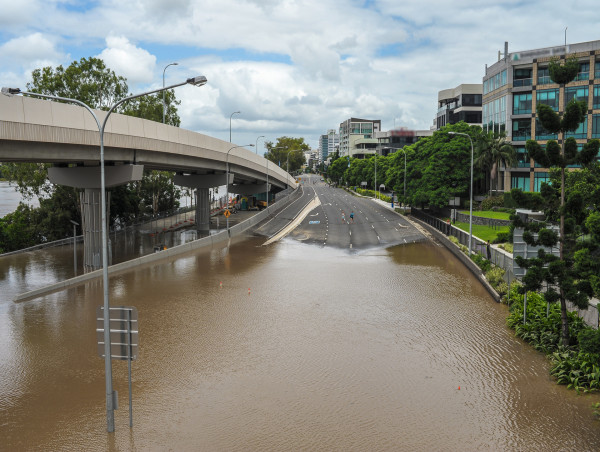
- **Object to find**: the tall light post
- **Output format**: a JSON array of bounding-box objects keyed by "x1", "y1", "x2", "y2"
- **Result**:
[
  {"x1": 255, "y1": 135, "x2": 265, "y2": 154},
  {"x1": 449, "y1": 131, "x2": 474, "y2": 255},
  {"x1": 229, "y1": 111, "x2": 241, "y2": 143},
  {"x1": 3, "y1": 74, "x2": 207, "y2": 433},
  {"x1": 70, "y1": 219, "x2": 79, "y2": 276},
  {"x1": 286, "y1": 149, "x2": 302, "y2": 188},
  {"x1": 266, "y1": 146, "x2": 285, "y2": 208},
  {"x1": 162, "y1": 62, "x2": 178, "y2": 124},
  {"x1": 226, "y1": 144, "x2": 254, "y2": 231}
]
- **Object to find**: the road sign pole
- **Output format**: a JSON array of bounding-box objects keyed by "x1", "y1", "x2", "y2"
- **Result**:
[{"x1": 127, "y1": 308, "x2": 133, "y2": 428}]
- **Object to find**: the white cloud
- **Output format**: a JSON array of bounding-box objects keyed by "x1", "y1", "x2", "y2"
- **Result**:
[
  {"x1": 96, "y1": 36, "x2": 156, "y2": 84},
  {"x1": 0, "y1": 33, "x2": 63, "y2": 66}
]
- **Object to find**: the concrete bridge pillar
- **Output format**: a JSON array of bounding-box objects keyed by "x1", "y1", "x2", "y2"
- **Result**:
[
  {"x1": 174, "y1": 173, "x2": 234, "y2": 235},
  {"x1": 48, "y1": 165, "x2": 143, "y2": 271}
]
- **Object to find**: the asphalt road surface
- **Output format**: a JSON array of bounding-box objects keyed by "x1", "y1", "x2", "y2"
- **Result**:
[{"x1": 256, "y1": 174, "x2": 424, "y2": 250}]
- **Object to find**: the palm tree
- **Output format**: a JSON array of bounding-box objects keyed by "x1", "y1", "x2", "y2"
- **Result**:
[{"x1": 474, "y1": 131, "x2": 516, "y2": 196}]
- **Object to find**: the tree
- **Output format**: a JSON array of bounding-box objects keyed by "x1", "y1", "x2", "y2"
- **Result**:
[
  {"x1": 27, "y1": 57, "x2": 129, "y2": 111},
  {"x1": 474, "y1": 131, "x2": 516, "y2": 195},
  {"x1": 403, "y1": 122, "x2": 481, "y2": 209},
  {"x1": 265, "y1": 137, "x2": 309, "y2": 173},
  {"x1": 514, "y1": 55, "x2": 600, "y2": 346}
]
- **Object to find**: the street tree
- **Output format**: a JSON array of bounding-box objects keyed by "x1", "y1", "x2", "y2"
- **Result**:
[
  {"x1": 514, "y1": 55, "x2": 600, "y2": 345},
  {"x1": 265, "y1": 137, "x2": 309, "y2": 173}
]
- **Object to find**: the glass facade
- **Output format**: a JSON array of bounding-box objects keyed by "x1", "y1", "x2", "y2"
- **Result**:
[
  {"x1": 594, "y1": 85, "x2": 600, "y2": 109},
  {"x1": 483, "y1": 69, "x2": 507, "y2": 94},
  {"x1": 537, "y1": 66, "x2": 550, "y2": 85},
  {"x1": 537, "y1": 89, "x2": 559, "y2": 111},
  {"x1": 482, "y1": 96, "x2": 506, "y2": 133},
  {"x1": 535, "y1": 118, "x2": 558, "y2": 140},
  {"x1": 534, "y1": 172, "x2": 550, "y2": 192},
  {"x1": 596, "y1": 61, "x2": 600, "y2": 79},
  {"x1": 513, "y1": 92, "x2": 532, "y2": 114},
  {"x1": 565, "y1": 86, "x2": 589, "y2": 105},
  {"x1": 575, "y1": 62, "x2": 590, "y2": 81},
  {"x1": 514, "y1": 146, "x2": 530, "y2": 168},
  {"x1": 511, "y1": 175, "x2": 530, "y2": 191},
  {"x1": 592, "y1": 114, "x2": 600, "y2": 138},
  {"x1": 512, "y1": 119, "x2": 531, "y2": 141},
  {"x1": 513, "y1": 68, "x2": 532, "y2": 87}
]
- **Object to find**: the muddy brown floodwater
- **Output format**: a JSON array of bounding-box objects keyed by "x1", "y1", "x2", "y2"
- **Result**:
[{"x1": 1, "y1": 236, "x2": 600, "y2": 451}]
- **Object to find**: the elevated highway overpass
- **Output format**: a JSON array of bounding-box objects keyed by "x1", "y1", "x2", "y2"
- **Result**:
[{"x1": 0, "y1": 94, "x2": 297, "y2": 269}]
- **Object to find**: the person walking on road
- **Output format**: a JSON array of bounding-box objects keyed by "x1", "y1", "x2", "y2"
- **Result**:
[
  {"x1": 341, "y1": 211, "x2": 346, "y2": 223},
  {"x1": 350, "y1": 211, "x2": 354, "y2": 223}
]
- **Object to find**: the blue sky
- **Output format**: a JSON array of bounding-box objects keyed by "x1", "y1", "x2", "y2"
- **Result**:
[{"x1": 1, "y1": 0, "x2": 599, "y2": 149}]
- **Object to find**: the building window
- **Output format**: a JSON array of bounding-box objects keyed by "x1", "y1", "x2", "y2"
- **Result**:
[
  {"x1": 593, "y1": 85, "x2": 600, "y2": 109},
  {"x1": 536, "y1": 89, "x2": 559, "y2": 111},
  {"x1": 575, "y1": 62, "x2": 590, "y2": 81},
  {"x1": 565, "y1": 116, "x2": 587, "y2": 139},
  {"x1": 565, "y1": 86, "x2": 589, "y2": 105},
  {"x1": 595, "y1": 61, "x2": 600, "y2": 79},
  {"x1": 512, "y1": 119, "x2": 531, "y2": 141},
  {"x1": 514, "y1": 146, "x2": 530, "y2": 168},
  {"x1": 538, "y1": 66, "x2": 550, "y2": 85},
  {"x1": 535, "y1": 118, "x2": 558, "y2": 140},
  {"x1": 514, "y1": 68, "x2": 532, "y2": 87},
  {"x1": 462, "y1": 94, "x2": 482, "y2": 106},
  {"x1": 511, "y1": 175, "x2": 530, "y2": 191},
  {"x1": 513, "y1": 93, "x2": 532, "y2": 115},
  {"x1": 534, "y1": 172, "x2": 550, "y2": 192},
  {"x1": 592, "y1": 114, "x2": 600, "y2": 138},
  {"x1": 483, "y1": 69, "x2": 507, "y2": 94}
]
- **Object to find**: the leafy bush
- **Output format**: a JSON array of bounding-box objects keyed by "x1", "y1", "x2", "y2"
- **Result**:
[
  {"x1": 485, "y1": 266, "x2": 505, "y2": 287},
  {"x1": 493, "y1": 231, "x2": 512, "y2": 244},
  {"x1": 480, "y1": 195, "x2": 504, "y2": 211},
  {"x1": 448, "y1": 235, "x2": 460, "y2": 245},
  {"x1": 470, "y1": 253, "x2": 491, "y2": 272},
  {"x1": 578, "y1": 329, "x2": 600, "y2": 355},
  {"x1": 497, "y1": 243, "x2": 514, "y2": 253}
]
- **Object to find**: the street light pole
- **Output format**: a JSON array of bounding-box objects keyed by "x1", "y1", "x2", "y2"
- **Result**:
[
  {"x1": 70, "y1": 220, "x2": 79, "y2": 276},
  {"x1": 255, "y1": 135, "x2": 265, "y2": 154},
  {"x1": 3, "y1": 74, "x2": 207, "y2": 433},
  {"x1": 226, "y1": 144, "x2": 254, "y2": 231},
  {"x1": 230, "y1": 111, "x2": 240, "y2": 143},
  {"x1": 162, "y1": 62, "x2": 178, "y2": 124},
  {"x1": 449, "y1": 131, "x2": 474, "y2": 255}
]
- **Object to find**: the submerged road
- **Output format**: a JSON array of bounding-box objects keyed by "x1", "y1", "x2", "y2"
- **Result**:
[{"x1": 256, "y1": 174, "x2": 423, "y2": 250}]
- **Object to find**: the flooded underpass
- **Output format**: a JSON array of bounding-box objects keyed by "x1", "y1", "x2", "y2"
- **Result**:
[{"x1": 2, "y1": 236, "x2": 600, "y2": 450}]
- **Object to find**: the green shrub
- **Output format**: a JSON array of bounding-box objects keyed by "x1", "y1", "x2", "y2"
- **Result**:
[
  {"x1": 493, "y1": 231, "x2": 512, "y2": 244},
  {"x1": 471, "y1": 253, "x2": 491, "y2": 272},
  {"x1": 578, "y1": 329, "x2": 600, "y2": 355},
  {"x1": 448, "y1": 235, "x2": 460, "y2": 245},
  {"x1": 497, "y1": 243, "x2": 514, "y2": 253},
  {"x1": 485, "y1": 266, "x2": 505, "y2": 287},
  {"x1": 480, "y1": 195, "x2": 504, "y2": 211}
]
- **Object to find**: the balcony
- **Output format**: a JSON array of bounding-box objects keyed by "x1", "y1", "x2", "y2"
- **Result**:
[
  {"x1": 511, "y1": 130, "x2": 531, "y2": 141},
  {"x1": 513, "y1": 78, "x2": 532, "y2": 88}
]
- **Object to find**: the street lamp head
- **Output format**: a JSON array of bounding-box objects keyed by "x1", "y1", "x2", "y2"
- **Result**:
[
  {"x1": 70, "y1": 220, "x2": 80, "y2": 226},
  {"x1": 187, "y1": 76, "x2": 208, "y2": 87},
  {"x1": 1, "y1": 87, "x2": 21, "y2": 96}
]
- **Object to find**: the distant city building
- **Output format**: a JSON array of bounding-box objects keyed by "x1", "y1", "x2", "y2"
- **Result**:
[
  {"x1": 319, "y1": 129, "x2": 339, "y2": 162},
  {"x1": 375, "y1": 128, "x2": 432, "y2": 156},
  {"x1": 434, "y1": 84, "x2": 482, "y2": 130},
  {"x1": 339, "y1": 118, "x2": 381, "y2": 158},
  {"x1": 483, "y1": 40, "x2": 600, "y2": 193}
]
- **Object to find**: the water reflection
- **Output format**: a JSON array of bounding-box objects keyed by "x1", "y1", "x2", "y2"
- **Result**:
[{"x1": 1, "y1": 237, "x2": 600, "y2": 450}]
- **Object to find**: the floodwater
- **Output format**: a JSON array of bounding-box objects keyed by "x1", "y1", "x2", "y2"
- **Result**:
[
  {"x1": 1, "y1": 236, "x2": 600, "y2": 450},
  {"x1": 0, "y1": 180, "x2": 38, "y2": 218}
]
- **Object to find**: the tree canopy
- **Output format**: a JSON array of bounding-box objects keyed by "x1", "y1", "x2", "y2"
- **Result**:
[{"x1": 265, "y1": 137, "x2": 309, "y2": 174}]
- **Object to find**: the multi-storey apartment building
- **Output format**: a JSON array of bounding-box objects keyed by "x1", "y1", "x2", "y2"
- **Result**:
[
  {"x1": 339, "y1": 118, "x2": 381, "y2": 157},
  {"x1": 434, "y1": 84, "x2": 482, "y2": 130},
  {"x1": 318, "y1": 129, "x2": 339, "y2": 162},
  {"x1": 375, "y1": 128, "x2": 433, "y2": 156},
  {"x1": 483, "y1": 40, "x2": 600, "y2": 193}
]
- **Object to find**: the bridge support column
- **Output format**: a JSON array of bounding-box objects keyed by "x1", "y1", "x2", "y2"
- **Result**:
[
  {"x1": 195, "y1": 188, "x2": 210, "y2": 233},
  {"x1": 80, "y1": 189, "x2": 112, "y2": 271},
  {"x1": 48, "y1": 165, "x2": 143, "y2": 271},
  {"x1": 174, "y1": 173, "x2": 233, "y2": 236}
]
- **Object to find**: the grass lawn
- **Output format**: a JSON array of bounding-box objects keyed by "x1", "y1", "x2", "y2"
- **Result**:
[
  {"x1": 453, "y1": 221, "x2": 510, "y2": 243},
  {"x1": 459, "y1": 210, "x2": 511, "y2": 220}
]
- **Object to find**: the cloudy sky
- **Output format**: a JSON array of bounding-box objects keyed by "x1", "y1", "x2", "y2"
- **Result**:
[{"x1": 1, "y1": 0, "x2": 598, "y2": 150}]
